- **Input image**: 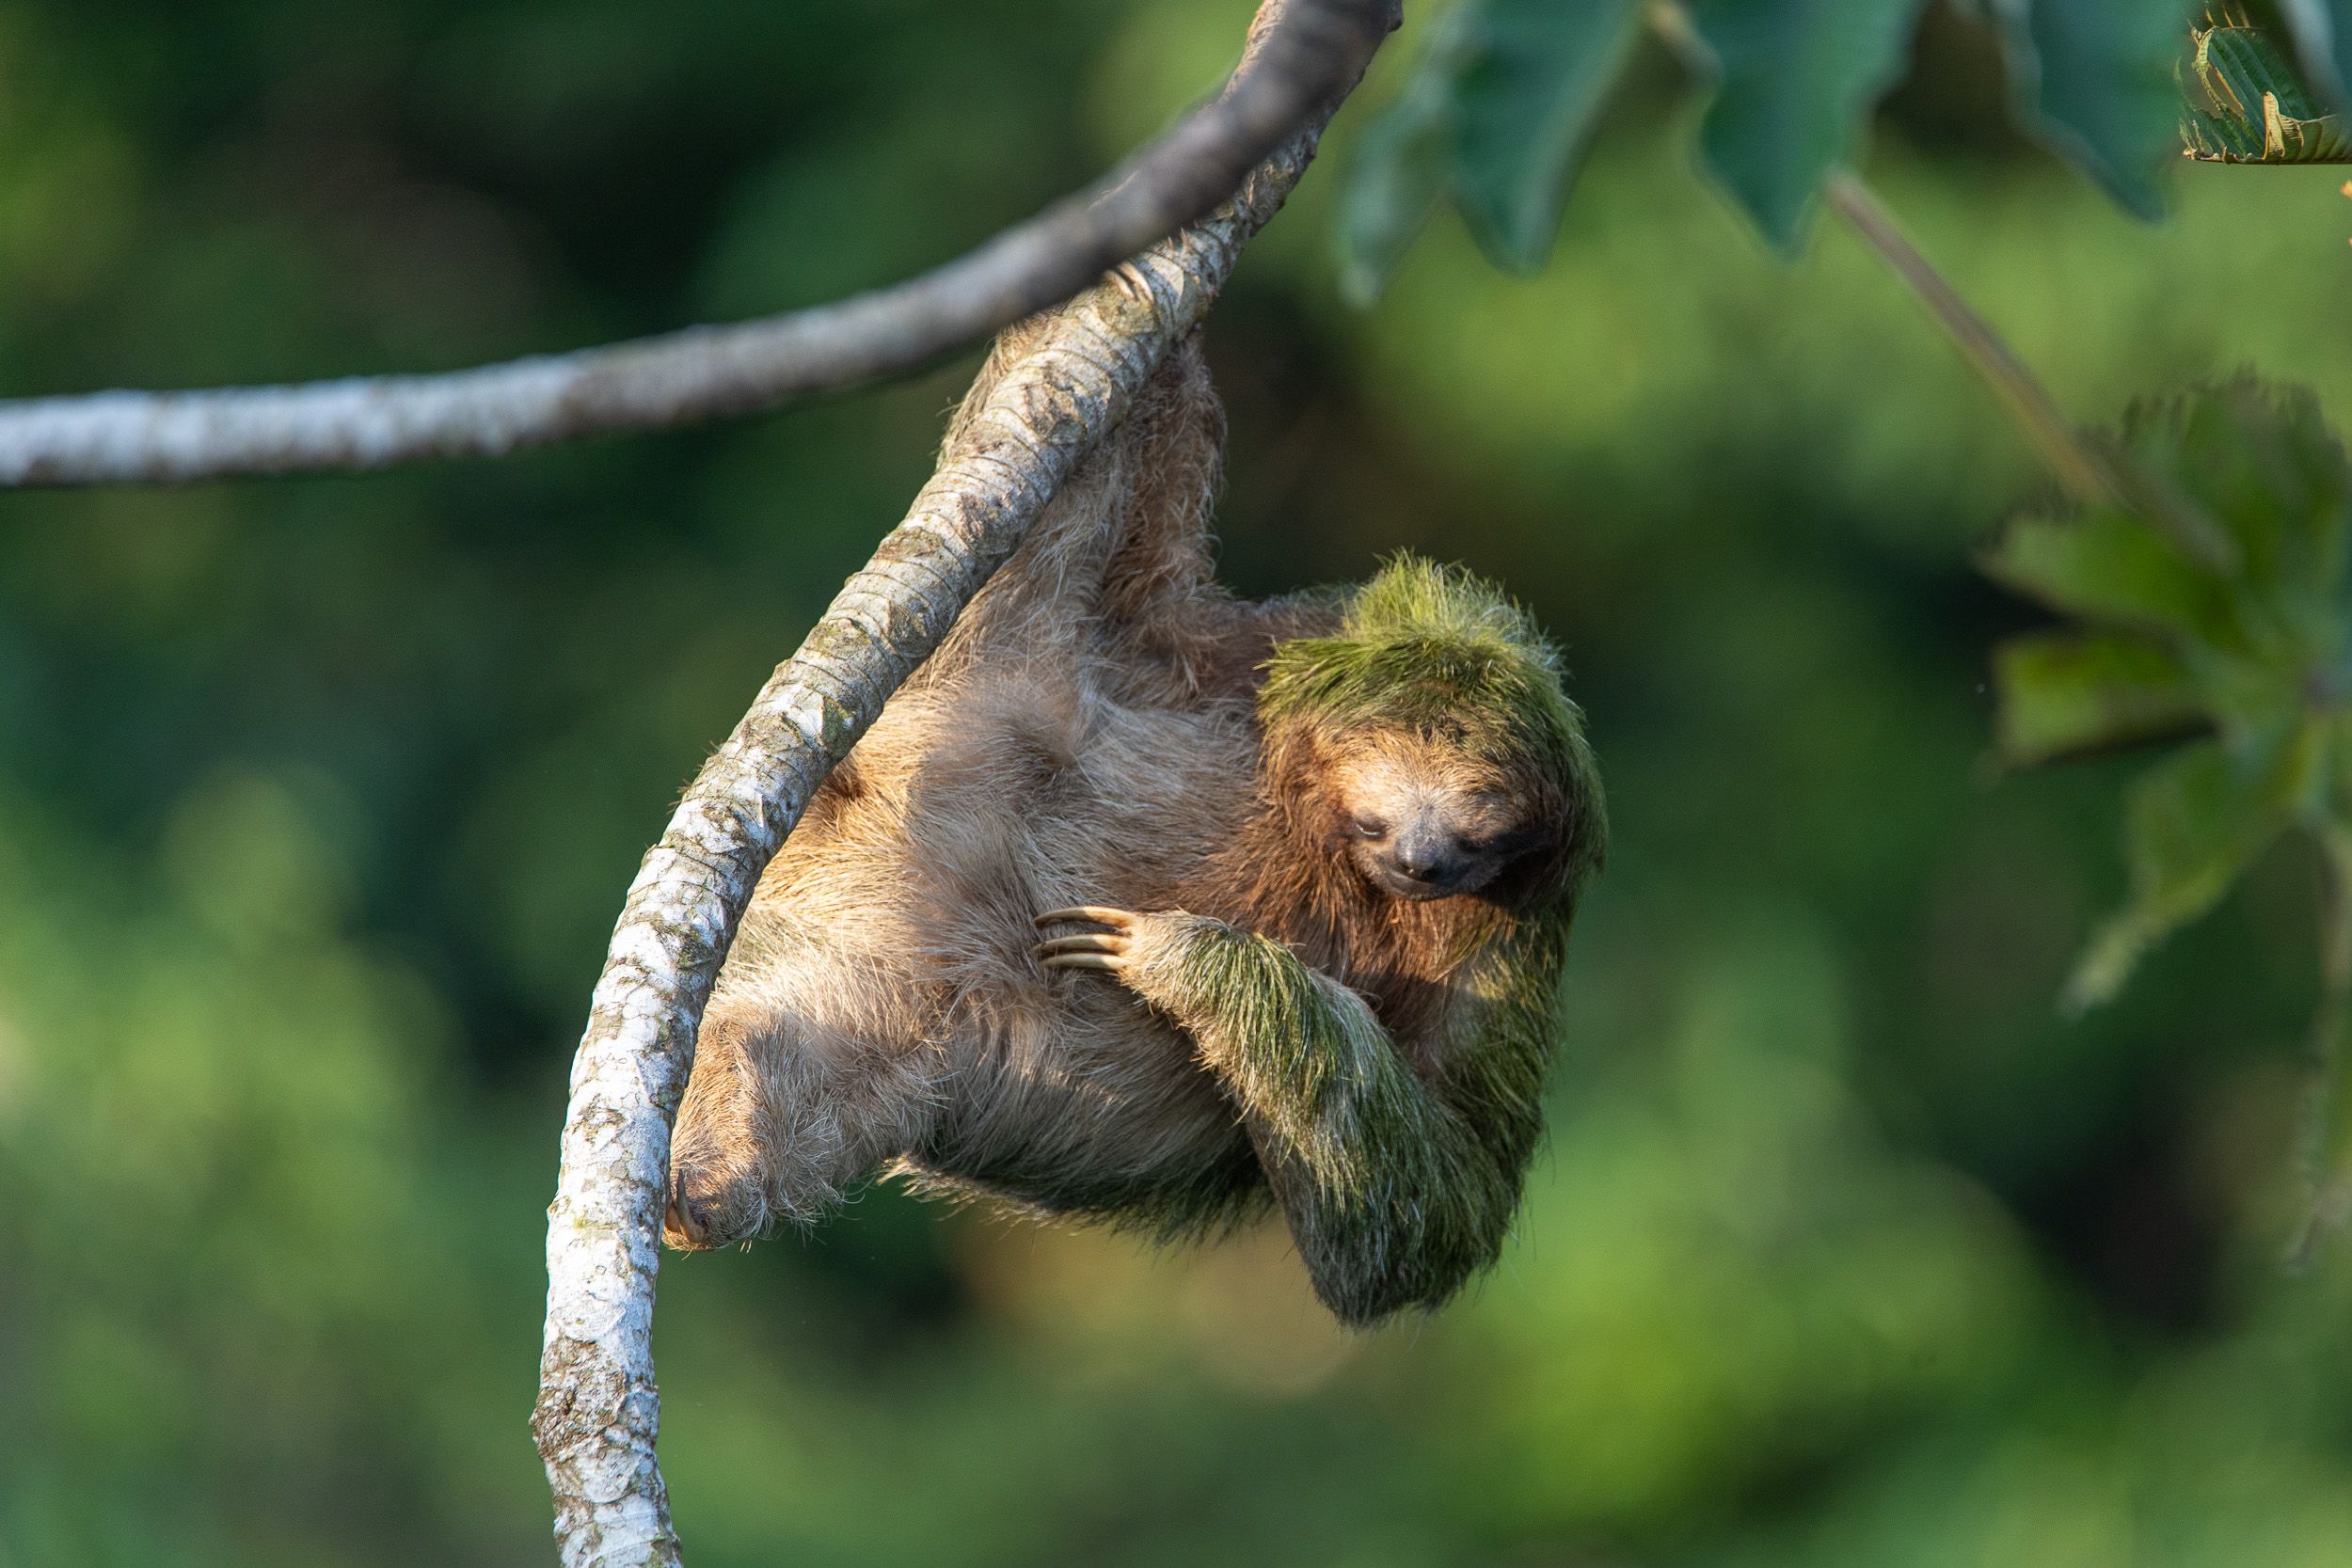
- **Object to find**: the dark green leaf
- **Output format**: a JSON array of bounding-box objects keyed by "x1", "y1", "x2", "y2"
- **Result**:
[
  {"x1": 1452, "y1": 0, "x2": 1648, "y2": 270},
  {"x1": 2277, "y1": 0, "x2": 2352, "y2": 111},
  {"x1": 2117, "y1": 379, "x2": 2352, "y2": 594},
  {"x1": 1991, "y1": 629, "x2": 2205, "y2": 767},
  {"x1": 1684, "y1": 0, "x2": 1927, "y2": 251},
  {"x1": 1993, "y1": 0, "x2": 2198, "y2": 218},
  {"x1": 1337, "y1": 0, "x2": 1645, "y2": 296},
  {"x1": 2065, "y1": 722, "x2": 2324, "y2": 1010},
  {"x1": 1337, "y1": 10, "x2": 1470, "y2": 307},
  {"x1": 1980, "y1": 506, "x2": 2228, "y2": 641},
  {"x1": 1982, "y1": 381, "x2": 2352, "y2": 1012},
  {"x1": 2181, "y1": 22, "x2": 2352, "y2": 163}
]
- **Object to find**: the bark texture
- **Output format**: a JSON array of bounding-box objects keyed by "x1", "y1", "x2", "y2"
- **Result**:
[
  {"x1": 0, "y1": 0, "x2": 1386, "y2": 488},
  {"x1": 531, "y1": 5, "x2": 1395, "y2": 1563}
]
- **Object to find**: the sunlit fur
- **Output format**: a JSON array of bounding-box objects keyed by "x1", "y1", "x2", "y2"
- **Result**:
[{"x1": 666, "y1": 315, "x2": 1605, "y2": 1325}]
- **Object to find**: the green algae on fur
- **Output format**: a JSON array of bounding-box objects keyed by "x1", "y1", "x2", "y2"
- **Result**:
[
  {"x1": 1262, "y1": 555, "x2": 1606, "y2": 903},
  {"x1": 1139, "y1": 911, "x2": 1571, "y2": 1326}
]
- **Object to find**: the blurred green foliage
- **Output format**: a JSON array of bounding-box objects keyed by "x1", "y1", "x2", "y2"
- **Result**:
[
  {"x1": 5, "y1": 2, "x2": 2352, "y2": 1565},
  {"x1": 1340, "y1": 0, "x2": 2202, "y2": 283},
  {"x1": 1982, "y1": 377, "x2": 2352, "y2": 1265},
  {"x1": 1985, "y1": 380, "x2": 2352, "y2": 1009}
]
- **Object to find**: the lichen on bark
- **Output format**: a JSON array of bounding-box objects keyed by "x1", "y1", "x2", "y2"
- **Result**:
[{"x1": 531, "y1": 5, "x2": 1394, "y2": 1562}]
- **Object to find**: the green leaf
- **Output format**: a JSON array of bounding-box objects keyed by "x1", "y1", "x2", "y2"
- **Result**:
[
  {"x1": 1336, "y1": 11, "x2": 1469, "y2": 308},
  {"x1": 1453, "y1": 0, "x2": 1648, "y2": 271},
  {"x1": 1337, "y1": 0, "x2": 1645, "y2": 297},
  {"x1": 1988, "y1": 382, "x2": 2352, "y2": 761},
  {"x1": 2277, "y1": 0, "x2": 2352, "y2": 111},
  {"x1": 1992, "y1": 0, "x2": 2198, "y2": 218},
  {"x1": 2118, "y1": 379, "x2": 2352, "y2": 594},
  {"x1": 2065, "y1": 723, "x2": 2324, "y2": 1010},
  {"x1": 1683, "y1": 0, "x2": 1927, "y2": 251},
  {"x1": 1980, "y1": 505, "x2": 2229, "y2": 641},
  {"x1": 2181, "y1": 22, "x2": 2352, "y2": 163},
  {"x1": 1991, "y1": 629, "x2": 2205, "y2": 767}
]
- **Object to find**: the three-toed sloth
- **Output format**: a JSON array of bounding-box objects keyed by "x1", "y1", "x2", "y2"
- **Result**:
[{"x1": 666, "y1": 321, "x2": 1605, "y2": 1326}]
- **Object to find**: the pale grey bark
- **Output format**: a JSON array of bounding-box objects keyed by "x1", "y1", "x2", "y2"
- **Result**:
[
  {"x1": 0, "y1": 0, "x2": 1388, "y2": 488},
  {"x1": 530, "y1": 5, "x2": 1396, "y2": 1564}
]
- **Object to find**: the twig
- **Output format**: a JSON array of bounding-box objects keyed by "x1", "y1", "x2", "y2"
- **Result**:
[
  {"x1": 1825, "y1": 171, "x2": 2240, "y2": 571},
  {"x1": 527, "y1": 5, "x2": 1393, "y2": 1565},
  {"x1": 1823, "y1": 170, "x2": 2120, "y2": 507},
  {"x1": 1647, "y1": 7, "x2": 2133, "y2": 533},
  {"x1": 0, "y1": 0, "x2": 1391, "y2": 488}
]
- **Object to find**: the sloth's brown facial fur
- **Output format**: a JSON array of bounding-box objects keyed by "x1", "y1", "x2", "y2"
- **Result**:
[{"x1": 1322, "y1": 727, "x2": 1532, "y2": 902}]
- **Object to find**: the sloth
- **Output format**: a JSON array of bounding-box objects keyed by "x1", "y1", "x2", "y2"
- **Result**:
[{"x1": 664, "y1": 322, "x2": 1605, "y2": 1325}]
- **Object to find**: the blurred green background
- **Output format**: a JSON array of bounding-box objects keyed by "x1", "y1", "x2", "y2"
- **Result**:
[{"x1": 4, "y1": 2, "x2": 2352, "y2": 1564}]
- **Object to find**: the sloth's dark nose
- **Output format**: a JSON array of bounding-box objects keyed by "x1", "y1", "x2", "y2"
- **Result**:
[{"x1": 1391, "y1": 830, "x2": 1455, "y2": 883}]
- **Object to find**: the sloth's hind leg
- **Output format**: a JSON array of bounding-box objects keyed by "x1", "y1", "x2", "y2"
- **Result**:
[{"x1": 665, "y1": 1003, "x2": 939, "y2": 1249}]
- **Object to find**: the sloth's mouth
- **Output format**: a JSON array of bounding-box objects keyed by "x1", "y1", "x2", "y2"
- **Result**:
[{"x1": 1366, "y1": 861, "x2": 1470, "y2": 901}]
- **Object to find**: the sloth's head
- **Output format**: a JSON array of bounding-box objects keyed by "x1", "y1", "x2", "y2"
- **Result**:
[
  {"x1": 1322, "y1": 726, "x2": 1535, "y2": 901},
  {"x1": 1260, "y1": 556, "x2": 1606, "y2": 911}
]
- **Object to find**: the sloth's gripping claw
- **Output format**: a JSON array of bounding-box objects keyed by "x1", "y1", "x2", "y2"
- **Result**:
[
  {"x1": 1035, "y1": 906, "x2": 1139, "y2": 974},
  {"x1": 664, "y1": 1165, "x2": 712, "y2": 1250}
]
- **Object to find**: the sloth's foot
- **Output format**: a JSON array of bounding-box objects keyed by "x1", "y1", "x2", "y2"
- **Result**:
[
  {"x1": 1034, "y1": 906, "x2": 1139, "y2": 974},
  {"x1": 664, "y1": 1161, "x2": 760, "y2": 1251}
]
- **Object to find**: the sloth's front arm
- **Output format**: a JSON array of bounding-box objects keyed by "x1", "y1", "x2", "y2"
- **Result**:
[{"x1": 1037, "y1": 907, "x2": 1558, "y2": 1325}]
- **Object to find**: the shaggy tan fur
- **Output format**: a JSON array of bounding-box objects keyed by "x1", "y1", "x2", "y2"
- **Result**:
[{"x1": 666, "y1": 317, "x2": 1597, "y2": 1321}]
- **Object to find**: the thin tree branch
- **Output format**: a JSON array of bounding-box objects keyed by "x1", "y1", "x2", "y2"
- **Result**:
[
  {"x1": 0, "y1": 0, "x2": 1391, "y2": 489},
  {"x1": 1822, "y1": 170, "x2": 2121, "y2": 507},
  {"x1": 1825, "y1": 170, "x2": 2241, "y2": 570},
  {"x1": 1645, "y1": 8, "x2": 2129, "y2": 524},
  {"x1": 528, "y1": 5, "x2": 1394, "y2": 1564}
]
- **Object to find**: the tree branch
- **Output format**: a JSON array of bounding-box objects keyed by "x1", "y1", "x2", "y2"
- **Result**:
[
  {"x1": 528, "y1": 5, "x2": 1394, "y2": 1564},
  {"x1": 1825, "y1": 171, "x2": 2242, "y2": 572},
  {"x1": 0, "y1": 0, "x2": 1391, "y2": 489},
  {"x1": 1821, "y1": 171, "x2": 2121, "y2": 508}
]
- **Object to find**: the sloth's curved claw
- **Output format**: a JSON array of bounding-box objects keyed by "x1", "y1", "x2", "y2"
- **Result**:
[
  {"x1": 664, "y1": 1165, "x2": 712, "y2": 1249},
  {"x1": 1037, "y1": 908, "x2": 1140, "y2": 975},
  {"x1": 1035, "y1": 906, "x2": 1136, "y2": 930},
  {"x1": 1037, "y1": 929, "x2": 1132, "y2": 974},
  {"x1": 1037, "y1": 933, "x2": 1127, "y2": 957},
  {"x1": 1041, "y1": 951, "x2": 1125, "y2": 973}
]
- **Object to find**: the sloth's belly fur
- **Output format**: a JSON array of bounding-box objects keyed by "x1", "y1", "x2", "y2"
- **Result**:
[
  {"x1": 898, "y1": 997, "x2": 1263, "y2": 1228},
  {"x1": 723, "y1": 668, "x2": 1270, "y2": 1224}
]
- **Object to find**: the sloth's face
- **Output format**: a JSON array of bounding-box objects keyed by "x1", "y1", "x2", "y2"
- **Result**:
[{"x1": 1327, "y1": 730, "x2": 1532, "y2": 902}]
